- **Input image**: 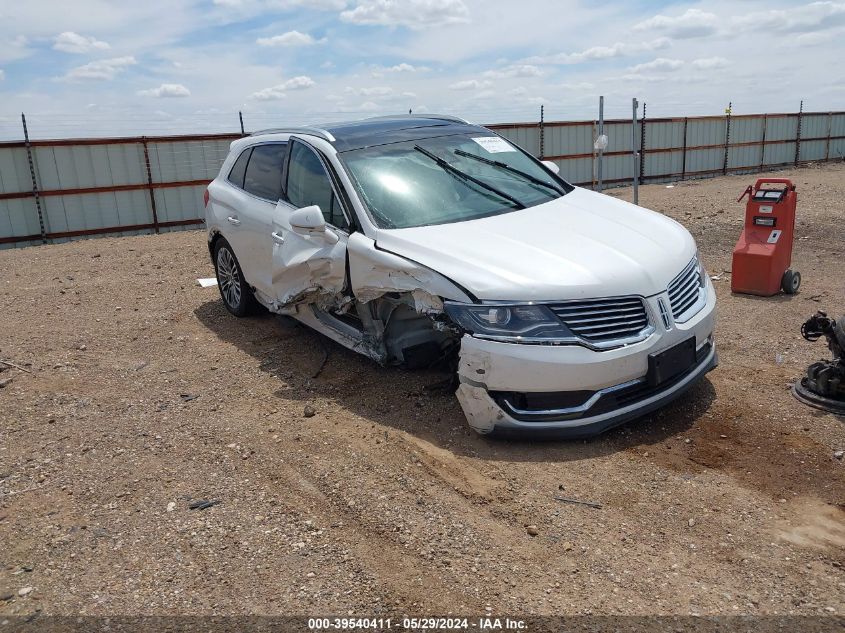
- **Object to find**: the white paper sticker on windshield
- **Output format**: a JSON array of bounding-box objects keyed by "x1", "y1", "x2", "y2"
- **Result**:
[{"x1": 471, "y1": 136, "x2": 516, "y2": 153}]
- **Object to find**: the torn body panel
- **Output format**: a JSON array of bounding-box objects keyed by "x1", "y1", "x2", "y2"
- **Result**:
[
  {"x1": 346, "y1": 232, "x2": 472, "y2": 308},
  {"x1": 270, "y1": 227, "x2": 348, "y2": 309}
]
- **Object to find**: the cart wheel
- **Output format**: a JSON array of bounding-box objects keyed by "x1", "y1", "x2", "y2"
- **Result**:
[{"x1": 781, "y1": 269, "x2": 801, "y2": 294}]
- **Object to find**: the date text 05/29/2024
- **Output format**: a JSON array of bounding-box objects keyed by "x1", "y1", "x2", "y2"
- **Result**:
[{"x1": 308, "y1": 617, "x2": 527, "y2": 630}]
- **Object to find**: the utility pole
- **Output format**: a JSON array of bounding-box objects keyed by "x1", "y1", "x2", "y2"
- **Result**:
[{"x1": 239, "y1": 111, "x2": 245, "y2": 135}]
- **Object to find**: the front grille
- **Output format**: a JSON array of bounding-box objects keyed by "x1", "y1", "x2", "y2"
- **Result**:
[
  {"x1": 668, "y1": 258, "x2": 703, "y2": 321},
  {"x1": 548, "y1": 297, "x2": 650, "y2": 343}
]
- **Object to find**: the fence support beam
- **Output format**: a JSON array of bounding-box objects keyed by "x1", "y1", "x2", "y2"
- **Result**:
[
  {"x1": 539, "y1": 105, "x2": 545, "y2": 159},
  {"x1": 825, "y1": 111, "x2": 832, "y2": 161},
  {"x1": 722, "y1": 102, "x2": 732, "y2": 176},
  {"x1": 639, "y1": 102, "x2": 647, "y2": 181},
  {"x1": 21, "y1": 113, "x2": 48, "y2": 245},
  {"x1": 141, "y1": 137, "x2": 160, "y2": 234},
  {"x1": 794, "y1": 100, "x2": 803, "y2": 167},
  {"x1": 681, "y1": 117, "x2": 688, "y2": 181},
  {"x1": 632, "y1": 98, "x2": 639, "y2": 205},
  {"x1": 597, "y1": 96, "x2": 605, "y2": 192}
]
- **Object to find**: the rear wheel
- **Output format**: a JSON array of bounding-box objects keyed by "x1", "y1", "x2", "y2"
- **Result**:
[
  {"x1": 214, "y1": 238, "x2": 262, "y2": 317},
  {"x1": 781, "y1": 269, "x2": 801, "y2": 295}
]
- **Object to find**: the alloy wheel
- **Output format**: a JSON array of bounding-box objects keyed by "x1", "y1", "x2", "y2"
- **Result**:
[{"x1": 217, "y1": 247, "x2": 242, "y2": 309}]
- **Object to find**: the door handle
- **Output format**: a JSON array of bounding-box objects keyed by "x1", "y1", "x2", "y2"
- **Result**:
[
  {"x1": 226, "y1": 216, "x2": 241, "y2": 226},
  {"x1": 271, "y1": 231, "x2": 285, "y2": 244}
]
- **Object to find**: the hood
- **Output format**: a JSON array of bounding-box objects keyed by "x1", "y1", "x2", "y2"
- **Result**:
[{"x1": 373, "y1": 187, "x2": 696, "y2": 301}]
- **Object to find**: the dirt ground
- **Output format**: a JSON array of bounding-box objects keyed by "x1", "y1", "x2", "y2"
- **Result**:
[{"x1": 1, "y1": 163, "x2": 844, "y2": 620}]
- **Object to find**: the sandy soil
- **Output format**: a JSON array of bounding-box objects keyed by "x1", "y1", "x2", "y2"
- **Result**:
[{"x1": 1, "y1": 163, "x2": 843, "y2": 619}]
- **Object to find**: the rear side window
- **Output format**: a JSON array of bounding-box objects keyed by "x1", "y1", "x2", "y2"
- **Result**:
[
  {"x1": 227, "y1": 148, "x2": 252, "y2": 188},
  {"x1": 243, "y1": 143, "x2": 287, "y2": 201}
]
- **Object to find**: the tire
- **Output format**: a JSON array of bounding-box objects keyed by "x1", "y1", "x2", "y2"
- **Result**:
[
  {"x1": 781, "y1": 269, "x2": 801, "y2": 295},
  {"x1": 213, "y1": 238, "x2": 262, "y2": 317}
]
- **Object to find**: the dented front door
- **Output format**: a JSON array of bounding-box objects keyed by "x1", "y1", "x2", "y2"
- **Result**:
[{"x1": 270, "y1": 138, "x2": 350, "y2": 308}]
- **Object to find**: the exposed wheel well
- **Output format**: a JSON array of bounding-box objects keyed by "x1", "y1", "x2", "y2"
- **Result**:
[{"x1": 208, "y1": 231, "x2": 223, "y2": 263}]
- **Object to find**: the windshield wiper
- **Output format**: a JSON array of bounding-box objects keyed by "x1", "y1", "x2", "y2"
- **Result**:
[
  {"x1": 454, "y1": 149, "x2": 565, "y2": 195},
  {"x1": 413, "y1": 145, "x2": 526, "y2": 210}
]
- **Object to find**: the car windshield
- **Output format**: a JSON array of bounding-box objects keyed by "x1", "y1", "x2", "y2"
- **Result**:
[{"x1": 339, "y1": 133, "x2": 569, "y2": 229}]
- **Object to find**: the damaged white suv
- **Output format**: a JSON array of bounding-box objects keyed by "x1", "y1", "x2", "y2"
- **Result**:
[{"x1": 205, "y1": 115, "x2": 717, "y2": 437}]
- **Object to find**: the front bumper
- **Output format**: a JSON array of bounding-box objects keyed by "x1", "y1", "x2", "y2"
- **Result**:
[{"x1": 455, "y1": 279, "x2": 717, "y2": 438}]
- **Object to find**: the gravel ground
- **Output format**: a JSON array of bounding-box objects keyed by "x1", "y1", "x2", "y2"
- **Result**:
[{"x1": 1, "y1": 163, "x2": 843, "y2": 619}]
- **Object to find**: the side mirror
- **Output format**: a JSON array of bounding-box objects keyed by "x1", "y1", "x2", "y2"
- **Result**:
[
  {"x1": 542, "y1": 160, "x2": 560, "y2": 175},
  {"x1": 289, "y1": 205, "x2": 339, "y2": 244},
  {"x1": 290, "y1": 205, "x2": 326, "y2": 234}
]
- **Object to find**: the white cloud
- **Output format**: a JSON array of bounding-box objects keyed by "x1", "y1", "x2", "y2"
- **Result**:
[
  {"x1": 386, "y1": 62, "x2": 425, "y2": 72},
  {"x1": 63, "y1": 56, "x2": 136, "y2": 81},
  {"x1": 483, "y1": 64, "x2": 541, "y2": 79},
  {"x1": 526, "y1": 38, "x2": 669, "y2": 65},
  {"x1": 256, "y1": 30, "x2": 319, "y2": 46},
  {"x1": 213, "y1": 0, "x2": 346, "y2": 9},
  {"x1": 0, "y1": 69, "x2": 4, "y2": 80},
  {"x1": 449, "y1": 79, "x2": 491, "y2": 90},
  {"x1": 250, "y1": 75, "x2": 315, "y2": 100},
  {"x1": 358, "y1": 86, "x2": 394, "y2": 96},
  {"x1": 53, "y1": 31, "x2": 111, "y2": 54},
  {"x1": 341, "y1": 0, "x2": 469, "y2": 29},
  {"x1": 629, "y1": 58, "x2": 684, "y2": 73},
  {"x1": 690, "y1": 57, "x2": 729, "y2": 70},
  {"x1": 138, "y1": 83, "x2": 191, "y2": 98},
  {"x1": 634, "y1": 8, "x2": 719, "y2": 39},
  {"x1": 730, "y1": 1, "x2": 845, "y2": 35}
]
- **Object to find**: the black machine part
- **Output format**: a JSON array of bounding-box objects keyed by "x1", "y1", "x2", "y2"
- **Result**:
[{"x1": 792, "y1": 311, "x2": 845, "y2": 415}]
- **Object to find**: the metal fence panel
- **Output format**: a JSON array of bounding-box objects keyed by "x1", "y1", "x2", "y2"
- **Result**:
[
  {"x1": 555, "y1": 157, "x2": 593, "y2": 186},
  {"x1": 490, "y1": 126, "x2": 540, "y2": 156},
  {"x1": 801, "y1": 114, "x2": 828, "y2": 139},
  {"x1": 686, "y1": 118, "x2": 725, "y2": 148},
  {"x1": 764, "y1": 141, "x2": 796, "y2": 166},
  {"x1": 829, "y1": 137, "x2": 845, "y2": 160},
  {"x1": 730, "y1": 117, "x2": 764, "y2": 144},
  {"x1": 685, "y1": 147, "x2": 723, "y2": 176},
  {"x1": 645, "y1": 120, "x2": 684, "y2": 150},
  {"x1": 0, "y1": 146, "x2": 35, "y2": 194},
  {"x1": 544, "y1": 123, "x2": 593, "y2": 159},
  {"x1": 644, "y1": 149, "x2": 683, "y2": 181},
  {"x1": 728, "y1": 144, "x2": 762, "y2": 170},
  {"x1": 765, "y1": 116, "x2": 798, "y2": 142},
  {"x1": 800, "y1": 139, "x2": 827, "y2": 162},
  {"x1": 0, "y1": 198, "x2": 41, "y2": 248},
  {"x1": 154, "y1": 186, "x2": 205, "y2": 224},
  {"x1": 830, "y1": 114, "x2": 845, "y2": 136}
]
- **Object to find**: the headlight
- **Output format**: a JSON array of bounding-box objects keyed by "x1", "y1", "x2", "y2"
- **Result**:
[{"x1": 444, "y1": 302, "x2": 574, "y2": 340}]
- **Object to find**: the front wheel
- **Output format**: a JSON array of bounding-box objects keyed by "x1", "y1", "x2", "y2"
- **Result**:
[
  {"x1": 781, "y1": 269, "x2": 801, "y2": 295},
  {"x1": 214, "y1": 238, "x2": 262, "y2": 317}
]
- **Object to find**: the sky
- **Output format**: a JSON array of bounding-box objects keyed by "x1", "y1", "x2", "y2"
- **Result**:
[{"x1": 0, "y1": 0, "x2": 843, "y2": 139}]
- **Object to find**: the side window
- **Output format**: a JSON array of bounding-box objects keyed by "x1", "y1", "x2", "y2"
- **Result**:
[
  {"x1": 227, "y1": 148, "x2": 251, "y2": 189},
  {"x1": 243, "y1": 143, "x2": 287, "y2": 201},
  {"x1": 286, "y1": 142, "x2": 349, "y2": 230}
]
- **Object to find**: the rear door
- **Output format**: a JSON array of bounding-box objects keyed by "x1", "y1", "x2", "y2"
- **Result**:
[
  {"x1": 227, "y1": 142, "x2": 287, "y2": 294},
  {"x1": 271, "y1": 138, "x2": 351, "y2": 307}
]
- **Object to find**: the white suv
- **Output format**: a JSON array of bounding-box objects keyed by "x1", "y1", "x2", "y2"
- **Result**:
[{"x1": 204, "y1": 115, "x2": 717, "y2": 437}]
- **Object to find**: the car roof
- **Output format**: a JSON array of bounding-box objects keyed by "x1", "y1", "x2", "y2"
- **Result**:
[{"x1": 251, "y1": 115, "x2": 489, "y2": 152}]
